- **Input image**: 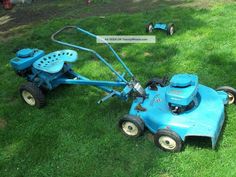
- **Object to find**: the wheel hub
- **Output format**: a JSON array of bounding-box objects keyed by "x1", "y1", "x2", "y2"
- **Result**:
[
  {"x1": 170, "y1": 27, "x2": 174, "y2": 35},
  {"x1": 148, "y1": 25, "x2": 153, "y2": 32},
  {"x1": 128, "y1": 126, "x2": 133, "y2": 130},
  {"x1": 122, "y1": 122, "x2": 138, "y2": 136},
  {"x1": 159, "y1": 136, "x2": 177, "y2": 150},
  {"x1": 228, "y1": 93, "x2": 235, "y2": 104},
  {"x1": 22, "y1": 90, "x2": 36, "y2": 106}
]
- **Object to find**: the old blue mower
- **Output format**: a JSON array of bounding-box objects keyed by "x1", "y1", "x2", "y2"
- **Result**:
[
  {"x1": 146, "y1": 22, "x2": 175, "y2": 35},
  {"x1": 120, "y1": 75, "x2": 236, "y2": 152},
  {"x1": 10, "y1": 26, "x2": 236, "y2": 152}
]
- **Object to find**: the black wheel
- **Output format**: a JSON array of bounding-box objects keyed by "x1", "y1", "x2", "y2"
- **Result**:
[
  {"x1": 146, "y1": 22, "x2": 154, "y2": 33},
  {"x1": 154, "y1": 129, "x2": 183, "y2": 152},
  {"x1": 145, "y1": 76, "x2": 168, "y2": 89},
  {"x1": 167, "y1": 23, "x2": 175, "y2": 35},
  {"x1": 216, "y1": 86, "x2": 236, "y2": 105},
  {"x1": 19, "y1": 82, "x2": 46, "y2": 108},
  {"x1": 119, "y1": 114, "x2": 144, "y2": 137}
]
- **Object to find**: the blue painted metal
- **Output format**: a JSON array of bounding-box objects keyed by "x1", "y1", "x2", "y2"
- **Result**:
[
  {"x1": 154, "y1": 23, "x2": 167, "y2": 30},
  {"x1": 166, "y1": 74, "x2": 198, "y2": 106},
  {"x1": 51, "y1": 26, "x2": 134, "y2": 82},
  {"x1": 11, "y1": 49, "x2": 45, "y2": 70},
  {"x1": 56, "y1": 79, "x2": 127, "y2": 87},
  {"x1": 65, "y1": 70, "x2": 116, "y2": 94},
  {"x1": 11, "y1": 48, "x2": 132, "y2": 100},
  {"x1": 128, "y1": 74, "x2": 228, "y2": 148},
  {"x1": 33, "y1": 50, "x2": 78, "y2": 74},
  {"x1": 170, "y1": 74, "x2": 198, "y2": 87},
  {"x1": 10, "y1": 26, "x2": 230, "y2": 149},
  {"x1": 16, "y1": 48, "x2": 35, "y2": 58},
  {"x1": 10, "y1": 26, "x2": 146, "y2": 103}
]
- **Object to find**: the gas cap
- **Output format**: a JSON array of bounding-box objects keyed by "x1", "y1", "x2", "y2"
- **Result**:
[{"x1": 16, "y1": 48, "x2": 35, "y2": 58}]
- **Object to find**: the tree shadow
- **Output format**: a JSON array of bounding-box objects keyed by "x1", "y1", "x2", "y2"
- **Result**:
[{"x1": 0, "y1": 0, "x2": 204, "y2": 34}]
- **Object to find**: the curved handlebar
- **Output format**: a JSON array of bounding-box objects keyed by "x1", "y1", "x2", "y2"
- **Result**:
[
  {"x1": 51, "y1": 26, "x2": 134, "y2": 81},
  {"x1": 51, "y1": 26, "x2": 76, "y2": 42},
  {"x1": 51, "y1": 26, "x2": 97, "y2": 53}
]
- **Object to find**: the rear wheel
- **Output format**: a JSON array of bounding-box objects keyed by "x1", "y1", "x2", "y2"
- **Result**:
[
  {"x1": 119, "y1": 115, "x2": 144, "y2": 137},
  {"x1": 19, "y1": 82, "x2": 46, "y2": 108},
  {"x1": 154, "y1": 129, "x2": 183, "y2": 152},
  {"x1": 167, "y1": 23, "x2": 175, "y2": 35},
  {"x1": 216, "y1": 86, "x2": 236, "y2": 105}
]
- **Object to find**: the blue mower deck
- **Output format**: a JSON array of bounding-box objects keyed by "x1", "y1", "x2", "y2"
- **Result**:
[{"x1": 129, "y1": 84, "x2": 227, "y2": 149}]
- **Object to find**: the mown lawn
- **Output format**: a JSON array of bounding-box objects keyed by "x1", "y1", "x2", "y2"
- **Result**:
[{"x1": 0, "y1": 1, "x2": 236, "y2": 177}]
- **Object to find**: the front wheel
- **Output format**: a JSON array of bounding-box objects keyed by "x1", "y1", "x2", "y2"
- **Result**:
[
  {"x1": 216, "y1": 86, "x2": 236, "y2": 105},
  {"x1": 154, "y1": 129, "x2": 183, "y2": 152},
  {"x1": 19, "y1": 82, "x2": 46, "y2": 108},
  {"x1": 119, "y1": 115, "x2": 144, "y2": 137}
]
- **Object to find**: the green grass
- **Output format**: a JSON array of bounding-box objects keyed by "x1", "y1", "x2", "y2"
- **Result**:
[{"x1": 1, "y1": 1, "x2": 236, "y2": 177}]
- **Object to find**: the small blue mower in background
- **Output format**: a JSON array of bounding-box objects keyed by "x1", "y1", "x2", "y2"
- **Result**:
[
  {"x1": 146, "y1": 22, "x2": 175, "y2": 35},
  {"x1": 10, "y1": 26, "x2": 236, "y2": 152}
]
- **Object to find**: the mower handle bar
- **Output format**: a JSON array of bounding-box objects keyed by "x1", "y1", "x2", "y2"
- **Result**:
[{"x1": 51, "y1": 26, "x2": 134, "y2": 83}]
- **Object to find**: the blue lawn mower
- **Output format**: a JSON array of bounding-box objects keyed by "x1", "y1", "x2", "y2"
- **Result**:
[
  {"x1": 10, "y1": 26, "x2": 236, "y2": 152},
  {"x1": 146, "y1": 22, "x2": 175, "y2": 35}
]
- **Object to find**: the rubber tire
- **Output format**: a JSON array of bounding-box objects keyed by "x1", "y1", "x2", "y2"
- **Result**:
[
  {"x1": 154, "y1": 129, "x2": 183, "y2": 152},
  {"x1": 216, "y1": 86, "x2": 236, "y2": 105},
  {"x1": 167, "y1": 23, "x2": 175, "y2": 35},
  {"x1": 119, "y1": 114, "x2": 144, "y2": 137},
  {"x1": 146, "y1": 22, "x2": 154, "y2": 33},
  {"x1": 19, "y1": 82, "x2": 46, "y2": 108}
]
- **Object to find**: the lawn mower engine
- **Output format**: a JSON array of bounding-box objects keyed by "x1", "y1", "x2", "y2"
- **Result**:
[
  {"x1": 11, "y1": 48, "x2": 45, "y2": 77},
  {"x1": 166, "y1": 74, "x2": 198, "y2": 114}
]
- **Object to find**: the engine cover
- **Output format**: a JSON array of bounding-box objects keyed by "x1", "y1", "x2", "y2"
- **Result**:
[
  {"x1": 11, "y1": 48, "x2": 45, "y2": 71},
  {"x1": 165, "y1": 74, "x2": 198, "y2": 106}
]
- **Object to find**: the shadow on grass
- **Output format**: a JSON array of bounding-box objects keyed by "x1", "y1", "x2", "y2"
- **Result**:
[
  {"x1": 0, "y1": 0, "x2": 200, "y2": 33},
  {"x1": 182, "y1": 50, "x2": 236, "y2": 89},
  {"x1": 185, "y1": 136, "x2": 212, "y2": 150},
  {"x1": 204, "y1": 52, "x2": 236, "y2": 86},
  {"x1": 1, "y1": 3, "x2": 230, "y2": 177}
]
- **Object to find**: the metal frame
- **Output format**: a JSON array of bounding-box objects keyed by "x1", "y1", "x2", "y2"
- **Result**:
[
  {"x1": 11, "y1": 26, "x2": 145, "y2": 103},
  {"x1": 43, "y1": 26, "x2": 144, "y2": 103},
  {"x1": 153, "y1": 23, "x2": 168, "y2": 31}
]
